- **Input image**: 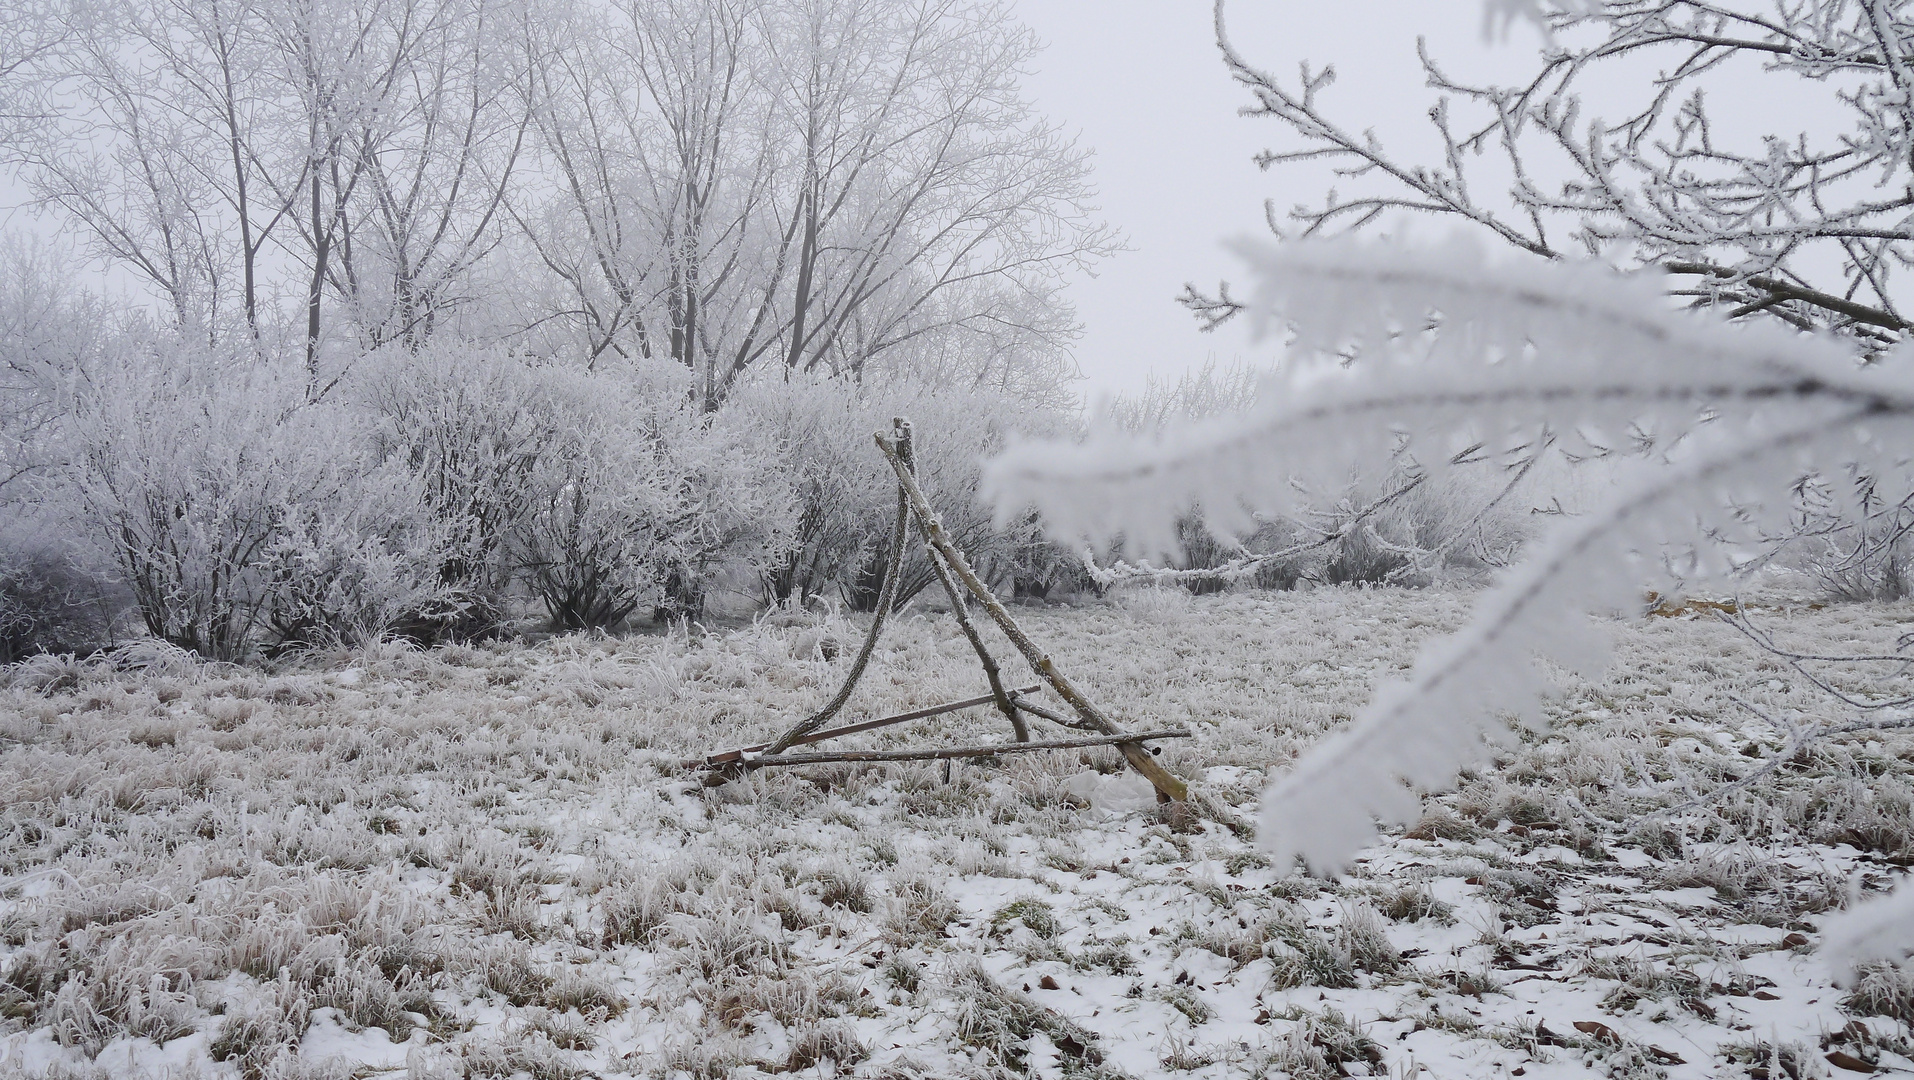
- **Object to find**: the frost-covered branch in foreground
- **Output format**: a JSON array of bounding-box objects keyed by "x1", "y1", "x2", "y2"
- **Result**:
[
  {"x1": 984, "y1": 239, "x2": 1914, "y2": 924},
  {"x1": 1202, "y1": 0, "x2": 1914, "y2": 343}
]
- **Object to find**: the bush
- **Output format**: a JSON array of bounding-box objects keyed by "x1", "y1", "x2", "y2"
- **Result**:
[
  {"x1": 0, "y1": 533, "x2": 121, "y2": 663},
  {"x1": 258, "y1": 412, "x2": 463, "y2": 653},
  {"x1": 1099, "y1": 361, "x2": 1531, "y2": 593},
  {"x1": 353, "y1": 346, "x2": 555, "y2": 641},
  {"x1": 359, "y1": 349, "x2": 797, "y2": 632},
  {"x1": 1778, "y1": 472, "x2": 1914, "y2": 601},
  {"x1": 510, "y1": 363, "x2": 796, "y2": 628},
  {"x1": 731, "y1": 371, "x2": 1067, "y2": 610},
  {"x1": 62, "y1": 340, "x2": 296, "y2": 660}
]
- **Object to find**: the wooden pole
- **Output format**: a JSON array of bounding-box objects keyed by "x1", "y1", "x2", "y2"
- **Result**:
[
  {"x1": 874, "y1": 429, "x2": 1192, "y2": 810},
  {"x1": 762, "y1": 426, "x2": 914, "y2": 756},
  {"x1": 894, "y1": 420, "x2": 1029, "y2": 742}
]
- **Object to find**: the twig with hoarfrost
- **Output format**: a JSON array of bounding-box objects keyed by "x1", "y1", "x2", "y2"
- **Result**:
[
  {"x1": 1717, "y1": 611, "x2": 1914, "y2": 712},
  {"x1": 1076, "y1": 475, "x2": 1421, "y2": 589},
  {"x1": 1076, "y1": 439, "x2": 1538, "y2": 589},
  {"x1": 1619, "y1": 695, "x2": 1817, "y2": 825},
  {"x1": 1201, "y1": 0, "x2": 1914, "y2": 342}
]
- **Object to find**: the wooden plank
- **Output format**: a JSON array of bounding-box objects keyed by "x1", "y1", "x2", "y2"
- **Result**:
[{"x1": 703, "y1": 684, "x2": 1043, "y2": 765}]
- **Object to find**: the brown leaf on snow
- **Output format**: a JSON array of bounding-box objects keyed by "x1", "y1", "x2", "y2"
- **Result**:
[{"x1": 1826, "y1": 1051, "x2": 1878, "y2": 1073}]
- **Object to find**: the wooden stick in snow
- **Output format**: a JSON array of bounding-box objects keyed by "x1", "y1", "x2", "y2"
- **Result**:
[{"x1": 895, "y1": 419, "x2": 1030, "y2": 742}]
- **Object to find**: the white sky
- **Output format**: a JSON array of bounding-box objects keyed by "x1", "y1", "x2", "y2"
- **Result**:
[{"x1": 1008, "y1": 1, "x2": 1550, "y2": 403}]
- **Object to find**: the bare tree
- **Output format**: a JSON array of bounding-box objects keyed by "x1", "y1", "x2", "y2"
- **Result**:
[
  {"x1": 11, "y1": 0, "x2": 531, "y2": 384},
  {"x1": 515, "y1": 0, "x2": 1111, "y2": 407},
  {"x1": 0, "y1": 0, "x2": 71, "y2": 159},
  {"x1": 325, "y1": 0, "x2": 534, "y2": 354},
  {"x1": 13, "y1": 0, "x2": 242, "y2": 337},
  {"x1": 0, "y1": 240, "x2": 98, "y2": 501},
  {"x1": 758, "y1": 0, "x2": 1110, "y2": 388},
  {"x1": 513, "y1": 0, "x2": 784, "y2": 390}
]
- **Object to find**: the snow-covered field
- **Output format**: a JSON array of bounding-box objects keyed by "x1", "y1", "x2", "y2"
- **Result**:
[{"x1": 1, "y1": 587, "x2": 1911, "y2": 1079}]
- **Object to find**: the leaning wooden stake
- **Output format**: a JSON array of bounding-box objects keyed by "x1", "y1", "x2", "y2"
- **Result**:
[
  {"x1": 873, "y1": 426, "x2": 1192, "y2": 811},
  {"x1": 761, "y1": 435, "x2": 914, "y2": 757},
  {"x1": 701, "y1": 685, "x2": 1042, "y2": 767},
  {"x1": 896, "y1": 422, "x2": 1030, "y2": 742}
]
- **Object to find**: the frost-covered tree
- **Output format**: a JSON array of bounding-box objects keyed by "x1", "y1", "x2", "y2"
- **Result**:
[
  {"x1": 11, "y1": 0, "x2": 531, "y2": 379},
  {"x1": 514, "y1": 0, "x2": 1109, "y2": 408},
  {"x1": 0, "y1": 0, "x2": 65, "y2": 148},
  {"x1": 0, "y1": 241, "x2": 97, "y2": 502}
]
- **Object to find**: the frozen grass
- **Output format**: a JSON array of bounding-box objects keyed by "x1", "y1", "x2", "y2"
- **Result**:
[{"x1": 0, "y1": 587, "x2": 1911, "y2": 1077}]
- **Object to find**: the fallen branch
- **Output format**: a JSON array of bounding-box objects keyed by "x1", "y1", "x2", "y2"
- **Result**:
[
  {"x1": 737, "y1": 730, "x2": 1193, "y2": 768},
  {"x1": 701, "y1": 685, "x2": 1043, "y2": 766},
  {"x1": 1011, "y1": 695, "x2": 1091, "y2": 730}
]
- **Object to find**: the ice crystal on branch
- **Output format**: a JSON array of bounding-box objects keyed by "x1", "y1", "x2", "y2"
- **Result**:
[{"x1": 1203, "y1": 0, "x2": 1914, "y2": 346}]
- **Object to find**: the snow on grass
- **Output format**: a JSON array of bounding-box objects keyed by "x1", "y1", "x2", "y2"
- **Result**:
[{"x1": 0, "y1": 587, "x2": 1910, "y2": 1078}]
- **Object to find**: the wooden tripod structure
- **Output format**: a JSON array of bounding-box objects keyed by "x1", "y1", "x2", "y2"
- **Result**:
[{"x1": 700, "y1": 419, "x2": 1192, "y2": 821}]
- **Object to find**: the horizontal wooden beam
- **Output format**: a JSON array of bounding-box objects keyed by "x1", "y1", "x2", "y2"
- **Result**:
[
  {"x1": 703, "y1": 685, "x2": 1044, "y2": 766},
  {"x1": 734, "y1": 729, "x2": 1192, "y2": 768}
]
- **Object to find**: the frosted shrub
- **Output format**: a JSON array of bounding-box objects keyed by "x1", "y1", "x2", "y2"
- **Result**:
[
  {"x1": 353, "y1": 346, "x2": 554, "y2": 640},
  {"x1": 0, "y1": 524, "x2": 121, "y2": 662},
  {"x1": 60, "y1": 339, "x2": 472, "y2": 659},
  {"x1": 732, "y1": 374, "x2": 907, "y2": 608},
  {"x1": 508, "y1": 368, "x2": 690, "y2": 630},
  {"x1": 359, "y1": 350, "x2": 793, "y2": 631},
  {"x1": 642, "y1": 399, "x2": 798, "y2": 622},
  {"x1": 1778, "y1": 471, "x2": 1914, "y2": 601},
  {"x1": 63, "y1": 340, "x2": 297, "y2": 660},
  {"x1": 1097, "y1": 359, "x2": 1532, "y2": 592},
  {"x1": 260, "y1": 407, "x2": 463, "y2": 652},
  {"x1": 732, "y1": 371, "x2": 1066, "y2": 609}
]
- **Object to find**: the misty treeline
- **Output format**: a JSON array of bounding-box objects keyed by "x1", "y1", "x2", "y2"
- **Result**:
[{"x1": 0, "y1": 0, "x2": 1140, "y2": 662}]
